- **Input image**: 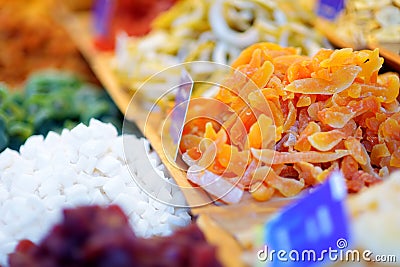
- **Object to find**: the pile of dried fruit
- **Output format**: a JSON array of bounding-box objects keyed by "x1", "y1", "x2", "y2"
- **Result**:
[
  {"x1": 180, "y1": 42, "x2": 400, "y2": 203},
  {"x1": 8, "y1": 205, "x2": 221, "y2": 267}
]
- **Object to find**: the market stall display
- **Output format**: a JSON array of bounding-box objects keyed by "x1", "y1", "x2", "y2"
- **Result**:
[
  {"x1": 1, "y1": 0, "x2": 400, "y2": 266},
  {"x1": 0, "y1": 71, "x2": 121, "y2": 152},
  {"x1": 8, "y1": 205, "x2": 219, "y2": 267},
  {"x1": 0, "y1": 119, "x2": 190, "y2": 266}
]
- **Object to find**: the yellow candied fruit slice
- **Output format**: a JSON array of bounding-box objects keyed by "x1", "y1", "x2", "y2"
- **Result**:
[
  {"x1": 295, "y1": 121, "x2": 321, "y2": 152},
  {"x1": 390, "y1": 151, "x2": 400, "y2": 168},
  {"x1": 308, "y1": 130, "x2": 345, "y2": 152},
  {"x1": 296, "y1": 95, "x2": 312, "y2": 107},
  {"x1": 371, "y1": 143, "x2": 391, "y2": 166},
  {"x1": 344, "y1": 137, "x2": 367, "y2": 165},
  {"x1": 204, "y1": 122, "x2": 217, "y2": 140},
  {"x1": 250, "y1": 181, "x2": 275, "y2": 202},
  {"x1": 247, "y1": 114, "x2": 274, "y2": 149}
]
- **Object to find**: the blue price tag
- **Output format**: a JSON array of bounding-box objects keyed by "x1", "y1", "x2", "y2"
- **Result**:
[
  {"x1": 317, "y1": 0, "x2": 345, "y2": 21},
  {"x1": 93, "y1": 0, "x2": 114, "y2": 37},
  {"x1": 263, "y1": 171, "x2": 350, "y2": 267}
]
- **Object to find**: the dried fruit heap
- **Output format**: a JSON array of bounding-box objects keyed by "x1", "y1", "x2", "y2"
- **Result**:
[
  {"x1": 180, "y1": 42, "x2": 400, "y2": 203},
  {"x1": 9, "y1": 205, "x2": 221, "y2": 267}
]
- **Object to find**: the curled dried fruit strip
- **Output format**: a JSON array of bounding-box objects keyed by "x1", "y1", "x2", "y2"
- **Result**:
[{"x1": 251, "y1": 148, "x2": 349, "y2": 164}]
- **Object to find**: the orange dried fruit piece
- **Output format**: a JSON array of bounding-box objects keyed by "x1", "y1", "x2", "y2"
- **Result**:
[
  {"x1": 296, "y1": 95, "x2": 313, "y2": 107},
  {"x1": 248, "y1": 90, "x2": 272, "y2": 115},
  {"x1": 318, "y1": 105, "x2": 355, "y2": 128},
  {"x1": 371, "y1": 143, "x2": 390, "y2": 166},
  {"x1": 381, "y1": 117, "x2": 400, "y2": 141},
  {"x1": 231, "y1": 42, "x2": 297, "y2": 69},
  {"x1": 341, "y1": 83, "x2": 361, "y2": 98},
  {"x1": 247, "y1": 114, "x2": 274, "y2": 149},
  {"x1": 221, "y1": 146, "x2": 251, "y2": 176},
  {"x1": 344, "y1": 137, "x2": 367, "y2": 165},
  {"x1": 294, "y1": 161, "x2": 322, "y2": 186},
  {"x1": 390, "y1": 151, "x2": 400, "y2": 167},
  {"x1": 250, "y1": 60, "x2": 274, "y2": 88},
  {"x1": 253, "y1": 167, "x2": 304, "y2": 197},
  {"x1": 295, "y1": 121, "x2": 321, "y2": 151},
  {"x1": 284, "y1": 65, "x2": 361, "y2": 95},
  {"x1": 319, "y1": 48, "x2": 355, "y2": 68},
  {"x1": 341, "y1": 155, "x2": 359, "y2": 180},
  {"x1": 375, "y1": 73, "x2": 400, "y2": 103},
  {"x1": 308, "y1": 130, "x2": 346, "y2": 151},
  {"x1": 286, "y1": 60, "x2": 313, "y2": 82},
  {"x1": 215, "y1": 87, "x2": 238, "y2": 105},
  {"x1": 250, "y1": 181, "x2": 275, "y2": 202},
  {"x1": 358, "y1": 48, "x2": 383, "y2": 83},
  {"x1": 274, "y1": 55, "x2": 310, "y2": 76},
  {"x1": 282, "y1": 101, "x2": 297, "y2": 133},
  {"x1": 317, "y1": 161, "x2": 339, "y2": 183},
  {"x1": 217, "y1": 144, "x2": 233, "y2": 168},
  {"x1": 186, "y1": 147, "x2": 201, "y2": 161},
  {"x1": 204, "y1": 122, "x2": 217, "y2": 140},
  {"x1": 197, "y1": 139, "x2": 217, "y2": 169},
  {"x1": 349, "y1": 96, "x2": 381, "y2": 117},
  {"x1": 267, "y1": 99, "x2": 284, "y2": 128},
  {"x1": 179, "y1": 134, "x2": 203, "y2": 153}
]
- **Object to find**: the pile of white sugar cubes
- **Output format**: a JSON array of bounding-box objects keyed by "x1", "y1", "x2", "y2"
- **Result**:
[{"x1": 0, "y1": 119, "x2": 191, "y2": 265}]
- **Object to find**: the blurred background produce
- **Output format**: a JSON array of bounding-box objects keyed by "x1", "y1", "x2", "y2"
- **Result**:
[
  {"x1": 112, "y1": 0, "x2": 331, "y2": 100},
  {"x1": 0, "y1": 71, "x2": 122, "y2": 152},
  {"x1": 93, "y1": 0, "x2": 177, "y2": 50},
  {"x1": 0, "y1": 0, "x2": 97, "y2": 86},
  {"x1": 331, "y1": 0, "x2": 400, "y2": 49}
]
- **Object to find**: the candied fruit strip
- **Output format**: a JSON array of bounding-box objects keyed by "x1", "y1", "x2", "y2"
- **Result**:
[
  {"x1": 284, "y1": 66, "x2": 361, "y2": 95},
  {"x1": 251, "y1": 148, "x2": 350, "y2": 164}
]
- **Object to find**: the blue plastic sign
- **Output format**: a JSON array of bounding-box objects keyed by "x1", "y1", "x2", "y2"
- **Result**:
[{"x1": 262, "y1": 171, "x2": 350, "y2": 267}]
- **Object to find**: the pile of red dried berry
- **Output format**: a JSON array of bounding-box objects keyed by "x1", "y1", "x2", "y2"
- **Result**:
[{"x1": 8, "y1": 205, "x2": 221, "y2": 267}]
